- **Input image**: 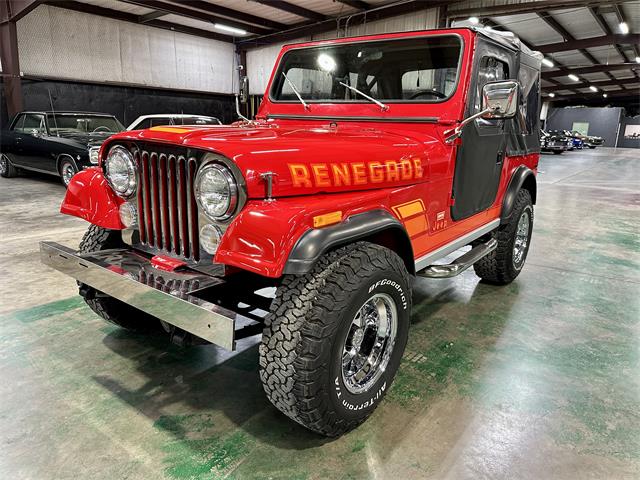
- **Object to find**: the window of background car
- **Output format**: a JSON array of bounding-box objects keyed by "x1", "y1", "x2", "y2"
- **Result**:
[
  {"x1": 18, "y1": 114, "x2": 46, "y2": 134},
  {"x1": 271, "y1": 35, "x2": 462, "y2": 103},
  {"x1": 47, "y1": 115, "x2": 124, "y2": 134}
]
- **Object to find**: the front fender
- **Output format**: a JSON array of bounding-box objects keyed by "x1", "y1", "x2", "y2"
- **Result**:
[
  {"x1": 215, "y1": 189, "x2": 404, "y2": 278},
  {"x1": 60, "y1": 167, "x2": 124, "y2": 229}
]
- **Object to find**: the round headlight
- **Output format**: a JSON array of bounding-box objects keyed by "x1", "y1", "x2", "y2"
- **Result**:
[
  {"x1": 194, "y1": 163, "x2": 238, "y2": 220},
  {"x1": 105, "y1": 146, "x2": 137, "y2": 198}
]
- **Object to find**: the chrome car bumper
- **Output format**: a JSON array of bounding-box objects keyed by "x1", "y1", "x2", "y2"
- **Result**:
[{"x1": 40, "y1": 242, "x2": 255, "y2": 350}]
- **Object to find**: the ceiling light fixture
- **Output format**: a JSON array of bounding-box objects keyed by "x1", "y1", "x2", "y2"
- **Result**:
[
  {"x1": 568, "y1": 74, "x2": 580, "y2": 81},
  {"x1": 603, "y1": 93, "x2": 608, "y2": 98},
  {"x1": 619, "y1": 22, "x2": 629, "y2": 34},
  {"x1": 542, "y1": 58, "x2": 555, "y2": 68},
  {"x1": 468, "y1": 16, "x2": 480, "y2": 25},
  {"x1": 214, "y1": 23, "x2": 247, "y2": 36},
  {"x1": 548, "y1": 93, "x2": 556, "y2": 98},
  {"x1": 636, "y1": 56, "x2": 640, "y2": 64},
  {"x1": 589, "y1": 86, "x2": 598, "y2": 92}
]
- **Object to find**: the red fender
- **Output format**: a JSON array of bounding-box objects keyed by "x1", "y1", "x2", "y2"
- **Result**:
[{"x1": 60, "y1": 167, "x2": 124, "y2": 229}]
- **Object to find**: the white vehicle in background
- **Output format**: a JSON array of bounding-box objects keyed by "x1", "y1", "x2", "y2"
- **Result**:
[{"x1": 126, "y1": 114, "x2": 222, "y2": 130}]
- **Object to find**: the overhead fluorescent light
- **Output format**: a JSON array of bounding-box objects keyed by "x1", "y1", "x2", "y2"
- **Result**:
[
  {"x1": 214, "y1": 23, "x2": 247, "y2": 35},
  {"x1": 542, "y1": 58, "x2": 555, "y2": 68},
  {"x1": 568, "y1": 74, "x2": 580, "y2": 82},
  {"x1": 619, "y1": 22, "x2": 629, "y2": 34},
  {"x1": 589, "y1": 86, "x2": 598, "y2": 92},
  {"x1": 548, "y1": 93, "x2": 556, "y2": 98},
  {"x1": 603, "y1": 93, "x2": 608, "y2": 98},
  {"x1": 636, "y1": 56, "x2": 640, "y2": 63},
  {"x1": 468, "y1": 16, "x2": 480, "y2": 25}
]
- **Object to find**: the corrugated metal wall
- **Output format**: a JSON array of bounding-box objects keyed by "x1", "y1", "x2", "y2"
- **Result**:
[
  {"x1": 246, "y1": 8, "x2": 440, "y2": 94},
  {"x1": 16, "y1": 5, "x2": 236, "y2": 94}
]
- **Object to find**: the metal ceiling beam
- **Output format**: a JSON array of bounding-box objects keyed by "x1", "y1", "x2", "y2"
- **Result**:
[
  {"x1": 162, "y1": 0, "x2": 287, "y2": 31},
  {"x1": 239, "y1": 0, "x2": 457, "y2": 47},
  {"x1": 588, "y1": 7, "x2": 631, "y2": 63},
  {"x1": 537, "y1": 34, "x2": 640, "y2": 53},
  {"x1": 0, "y1": 0, "x2": 42, "y2": 23},
  {"x1": 118, "y1": 0, "x2": 270, "y2": 35},
  {"x1": 542, "y1": 63, "x2": 636, "y2": 79},
  {"x1": 448, "y1": 0, "x2": 636, "y2": 19},
  {"x1": 50, "y1": 1, "x2": 233, "y2": 42},
  {"x1": 544, "y1": 77, "x2": 639, "y2": 92},
  {"x1": 536, "y1": 11, "x2": 621, "y2": 85},
  {"x1": 138, "y1": 10, "x2": 167, "y2": 23},
  {"x1": 251, "y1": 0, "x2": 327, "y2": 22},
  {"x1": 336, "y1": 0, "x2": 371, "y2": 10}
]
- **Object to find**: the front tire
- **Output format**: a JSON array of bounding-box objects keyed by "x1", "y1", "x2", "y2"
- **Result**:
[
  {"x1": 0, "y1": 153, "x2": 18, "y2": 178},
  {"x1": 59, "y1": 158, "x2": 78, "y2": 187},
  {"x1": 260, "y1": 242, "x2": 411, "y2": 436},
  {"x1": 79, "y1": 225, "x2": 161, "y2": 332},
  {"x1": 473, "y1": 189, "x2": 533, "y2": 285}
]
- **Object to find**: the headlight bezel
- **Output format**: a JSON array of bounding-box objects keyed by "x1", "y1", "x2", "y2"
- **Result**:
[
  {"x1": 104, "y1": 145, "x2": 137, "y2": 199},
  {"x1": 88, "y1": 146, "x2": 100, "y2": 165},
  {"x1": 194, "y1": 162, "x2": 239, "y2": 221}
]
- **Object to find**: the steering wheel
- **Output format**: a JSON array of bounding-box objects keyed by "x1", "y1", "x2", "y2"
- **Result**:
[
  {"x1": 92, "y1": 126, "x2": 111, "y2": 133},
  {"x1": 409, "y1": 90, "x2": 447, "y2": 100}
]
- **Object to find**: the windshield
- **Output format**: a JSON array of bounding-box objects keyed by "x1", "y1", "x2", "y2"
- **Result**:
[
  {"x1": 47, "y1": 114, "x2": 124, "y2": 134},
  {"x1": 271, "y1": 35, "x2": 462, "y2": 104}
]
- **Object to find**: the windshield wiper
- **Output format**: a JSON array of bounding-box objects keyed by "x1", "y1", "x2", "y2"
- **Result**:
[
  {"x1": 339, "y1": 81, "x2": 388, "y2": 111},
  {"x1": 282, "y1": 72, "x2": 310, "y2": 110}
]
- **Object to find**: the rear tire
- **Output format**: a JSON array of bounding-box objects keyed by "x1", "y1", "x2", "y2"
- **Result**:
[
  {"x1": 79, "y1": 225, "x2": 161, "y2": 332},
  {"x1": 0, "y1": 153, "x2": 18, "y2": 178},
  {"x1": 473, "y1": 189, "x2": 533, "y2": 285},
  {"x1": 260, "y1": 242, "x2": 411, "y2": 436}
]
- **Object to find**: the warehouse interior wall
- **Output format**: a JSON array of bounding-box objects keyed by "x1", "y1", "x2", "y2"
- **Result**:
[
  {"x1": 546, "y1": 107, "x2": 623, "y2": 147},
  {"x1": 16, "y1": 5, "x2": 236, "y2": 95},
  {"x1": 20, "y1": 78, "x2": 235, "y2": 126},
  {"x1": 245, "y1": 8, "x2": 440, "y2": 95},
  {"x1": 617, "y1": 114, "x2": 640, "y2": 149}
]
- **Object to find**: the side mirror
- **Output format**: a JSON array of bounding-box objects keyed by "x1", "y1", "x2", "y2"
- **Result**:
[
  {"x1": 481, "y1": 81, "x2": 519, "y2": 119},
  {"x1": 239, "y1": 75, "x2": 249, "y2": 104}
]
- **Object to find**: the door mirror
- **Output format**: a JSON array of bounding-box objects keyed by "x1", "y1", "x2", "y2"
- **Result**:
[
  {"x1": 239, "y1": 75, "x2": 249, "y2": 104},
  {"x1": 481, "y1": 81, "x2": 519, "y2": 119}
]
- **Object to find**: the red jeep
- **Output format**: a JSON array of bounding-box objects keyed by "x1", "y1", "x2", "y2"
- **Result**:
[{"x1": 41, "y1": 28, "x2": 541, "y2": 436}]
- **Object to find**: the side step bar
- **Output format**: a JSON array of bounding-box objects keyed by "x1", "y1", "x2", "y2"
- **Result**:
[{"x1": 417, "y1": 238, "x2": 497, "y2": 279}]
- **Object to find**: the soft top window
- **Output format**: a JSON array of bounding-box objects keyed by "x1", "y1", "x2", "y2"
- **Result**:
[{"x1": 271, "y1": 35, "x2": 462, "y2": 104}]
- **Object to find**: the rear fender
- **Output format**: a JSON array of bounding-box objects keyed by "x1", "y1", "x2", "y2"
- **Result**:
[
  {"x1": 501, "y1": 166, "x2": 536, "y2": 224},
  {"x1": 60, "y1": 167, "x2": 125, "y2": 229}
]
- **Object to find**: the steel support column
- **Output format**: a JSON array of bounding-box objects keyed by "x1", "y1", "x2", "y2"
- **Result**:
[{"x1": 0, "y1": 19, "x2": 23, "y2": 117}]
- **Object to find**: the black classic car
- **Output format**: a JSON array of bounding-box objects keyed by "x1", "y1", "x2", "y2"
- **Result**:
[
  {"x1": 540, "y1": 129, "x2": 568, "y2": 154},
  {"x1": 0, "y1": 111, "x2": 124, "y2": 186}
]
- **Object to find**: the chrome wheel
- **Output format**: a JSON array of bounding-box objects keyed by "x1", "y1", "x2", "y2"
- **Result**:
[
  {"x1": 0, "y1": 154, "x2": 7, "y2": 176},
  {"x1": 341, "y1": 293, "x2": 398, "y2": 394},
  {"x1": 61, "y1": 162, "x2": 76, "y2": 186},
  {"x1": 513, "y1": 209, "x2": 531, "y2": 268}
]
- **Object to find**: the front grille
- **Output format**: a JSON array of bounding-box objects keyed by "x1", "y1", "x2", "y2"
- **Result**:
[{"x1": 134, "y1": 148, "x2": 200, "y2": 261}]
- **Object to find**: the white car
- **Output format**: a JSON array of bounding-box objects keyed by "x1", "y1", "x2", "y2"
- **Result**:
[{"x1": 126, "y1": 114, "x2": 222, "y2": 131}]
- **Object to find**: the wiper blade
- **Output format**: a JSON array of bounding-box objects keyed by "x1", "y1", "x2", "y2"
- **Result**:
[
  {"x1": 282, "y1": 72, "x2": 310, "y2": 111},
  {"x1": 339, "y1": 81, "x2": 388, "y2": 111}
]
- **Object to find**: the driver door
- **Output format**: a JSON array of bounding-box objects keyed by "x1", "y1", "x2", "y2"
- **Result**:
[
  {"x1": 20, "y1": 113, "x2": 55, "y2": 172},
  {"x1": 451, "y1": 45, "x2": 515, "y2": 221}
]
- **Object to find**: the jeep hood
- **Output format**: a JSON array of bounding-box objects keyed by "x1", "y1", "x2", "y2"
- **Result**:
[{"x1": 112, "y1": 124, "x2": 440, "y2": 198}]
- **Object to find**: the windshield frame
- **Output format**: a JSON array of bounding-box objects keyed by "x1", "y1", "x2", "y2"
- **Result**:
[
  {"x1": 268, "y1": 33, "x2": 464, "y2": 106},
  {"x1": 46, "y1": 114, "x2": 125, "y2": 134}
]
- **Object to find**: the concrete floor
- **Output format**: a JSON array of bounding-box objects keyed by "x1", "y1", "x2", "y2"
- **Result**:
[{"x1": 0, "y1": 147, "x2": 638, "y2": 479}]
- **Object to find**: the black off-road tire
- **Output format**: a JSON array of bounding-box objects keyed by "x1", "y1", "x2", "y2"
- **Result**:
[
  {"x1": 0, "y1": 153, "x2": 18, "y2": 178},
  {"x1": 259, "y1": 242, "x2": 411, "y2": 436},
  {"x1": 79, "y1": 224, "x2": 161, "y2": 332},
  {"x1": 473, "y1": 189, "x2": 534, "y2": 285}
]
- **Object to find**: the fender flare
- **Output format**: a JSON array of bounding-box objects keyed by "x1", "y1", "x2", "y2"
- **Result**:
[
  {"x1": 283, "y1": 209, "x2": 413, "y2": 275},
  {"x1": 501, "y1": 165, "x2": 536, "y2": 225}
]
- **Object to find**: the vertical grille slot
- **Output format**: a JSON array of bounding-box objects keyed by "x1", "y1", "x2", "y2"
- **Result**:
[{"x1": 136, "y1": 148, "x2": 199, "y2": 261}]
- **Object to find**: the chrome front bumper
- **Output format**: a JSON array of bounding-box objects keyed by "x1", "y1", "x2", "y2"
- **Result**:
[{"x1": 40, "y1": 242, "x2": 251, "y2": 350}]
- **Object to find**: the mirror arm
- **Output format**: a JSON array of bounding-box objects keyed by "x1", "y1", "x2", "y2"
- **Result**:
[
  {"x1": 235, "y1": 94, "x2": 254, "y2": 125},
  {"x1": 444, "y1": 106, "x2": 497, "y2": 144}
]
